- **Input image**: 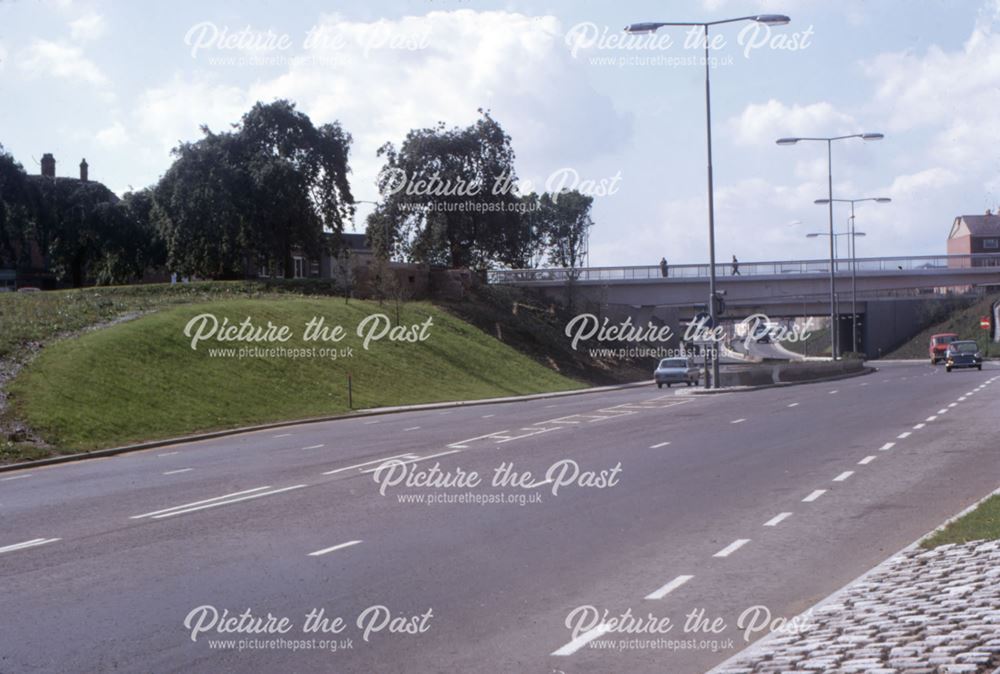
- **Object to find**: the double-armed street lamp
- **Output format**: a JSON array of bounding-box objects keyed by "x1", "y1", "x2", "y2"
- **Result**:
[
  {"x1": 776, "y1": 134, "x2": 884, "y2": 359},
  {"x1": 814, "y1": 197, "x2": 891, "y2": 354},
  {"x1": 626, "y1": 14, "x2": 790, "y2": 387}
]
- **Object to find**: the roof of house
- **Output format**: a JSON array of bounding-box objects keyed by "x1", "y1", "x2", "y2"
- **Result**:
[{"x1": 953, "y1": 214, "x2": 1000, "y2": 237}]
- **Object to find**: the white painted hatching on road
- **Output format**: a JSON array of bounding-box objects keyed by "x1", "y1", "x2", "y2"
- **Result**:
[
  {"x1": 714, "y1": 539, "x2": 750, "y2": 558},
  {"x1": 764, "y1": 512, "x2": 792, "y2": 527},
  {"x1": 645, "y1": 574, "x2": 694, "y2": 600},
  {"x1": 323, "y1": 454, "x2": 417, "y2": 475},
  {"x1": 803, "y1": 489, "x2": 827, "y2": 502},
  {"x1": 308, "y1": 540, "x2": 362, "y2": 557},
  {"x1": 150, "y1": 485, "x2": 307, "y2": 519}
]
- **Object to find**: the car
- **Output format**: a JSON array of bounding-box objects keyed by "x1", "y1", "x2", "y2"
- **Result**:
[
  {"x1": 944, "y1": 340, "x2": 983, "y2": 372},
  {"x1": 929, "y1": 332, "x2": 959, "y2": 364},
  {"x1": 654, "y1": 357, "x2": 700, "y2": 388}
]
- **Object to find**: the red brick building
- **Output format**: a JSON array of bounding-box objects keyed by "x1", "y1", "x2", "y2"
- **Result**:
[{"x1": 947, "y1": 211, "x2": 1000, "y2": 266}]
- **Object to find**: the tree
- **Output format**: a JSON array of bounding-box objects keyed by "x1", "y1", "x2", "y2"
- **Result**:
[
  {"x1": 538, "y1": 190, "x2": 593, "y2": 270},
  {"x1": 367, "y1": 110, "x2": 525, "y2": 269},
  {"x1": 91, "y1": 189, "x2": 167, "y2": 285},
  {"x1": 0, "y1": 146, "x2": 32, "y2": 270},
  {"x1": 153, "y1": 100, "x2": 354, "y2": 279}
]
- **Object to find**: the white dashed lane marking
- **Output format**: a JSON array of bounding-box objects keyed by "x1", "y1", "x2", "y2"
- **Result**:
[
  {"x1": 302, "y1": 444, "x2": 324, "y2": 450},
  {"x1": 803, "y1": 489, "x2": 827, "y2": 502},
  {"x1": 551, "y1": 624, "x2": 612, "y2": 656},
  {"x1": 879, "y1": 442, "x2": 895, "y2": 451},
  {"x1": 308, "y1": 540, "x2": 362, "y2": 557},
  {"x1": 787, "y1": 403, "x2": 799, "y2": 408},
  {"x1": 163, "y1": 468, "x2": 192, "y2": 476},
  {"x1": 731, "y1": 418, "x2": 747, "y2": 424},
  {"x1": 833, "y1": 471, "x2": 854, "y2": 482},
  {"x1": 650, "y1": 441, "x2": 671, "y2": 449},
  {"x1": 714, "y1": 539, "x2": 750, "y2": 558},
  {"x1": 763, "y1": 512, "x2": 792, "y2": 527},
  {"x1": 858, "y1": 456, "x2": 876, "y2": 465},
  {"x1": 645, "y1": 574, "x2": 694, "y2": 600},
  {"x1": 897, "y1": 431, "x2": 912, "y2": 439}
]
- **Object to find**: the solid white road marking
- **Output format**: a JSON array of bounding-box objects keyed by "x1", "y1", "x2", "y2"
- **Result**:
[
  {"x1": 833, "y1": 471, "x2": 854, "y2": 482},
  {"x1": 273, "y1": 433, "x2": 292, "y2": 438},
  {"x1": 308, "y1": 540, "x2": 362, "y2": 557},
  {"x1": 151, "y1": 485, "x2": 307, "y2": 519},
  {"x1": 880, "y1": 442, "x2": 896, "y2": 451},
  {"x1": 714, "y1": 539, "x2": 750, "y2": 558},
  {"x1": 913, "y1": 423, "x2": 925, "y2": 430},
  {"x1": 858, "y1": 456, "x2": 877, "y2": 465},
  {"x1": 897, "y1": 431, "x2": 912, "y2": 439},
  {"x1": 302, "y1": 444, "x2": 324, "y2": 450},
  {"x1": 925, "y1": 416, "x2": 937, "y2": 422},
  {"x1": 764, "y1": 512, "x2": 792, "y2": 527},
  {"x1": 731, "y1": 418, "x2": 746, "y2": 424},
  {"x1": 803, "y1": 489, "x2": 827, "y2": 502},
  {"x1": 0, "y1": 538, "x2": 61, "y2": 554},
  {"x1": 158, "y1": 452, "x2": 179, "y2": 457},
  {"x1": 322, "y1": 454, "x2": 417, "y2": 475},
  {"x1": 0, "y1": 474, "x2": 32, "y2": 481},
  {"x1": 645, "y1": 574, "x2": 694, "y2": 600},
  {"x1": 163, "y1": 468, "x2": 192, "y2": 476},
  {"x1": 551, "y1": 624, "x2": 612, "y2": 656},
  {"x1": 131, "y1": 487, "x2": 273, "y2": 519},
  {"x1": 650, "y1": 441, "x2": 671, "y2": 449},
  {"x1": 787, "y1": 402, "x2": 799, "y2": 408}
]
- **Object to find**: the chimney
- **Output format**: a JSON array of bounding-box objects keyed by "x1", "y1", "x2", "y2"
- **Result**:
[
  {"x1": 41, "y1": 153, "x2": 56, "y2": 178},
  {"x1": 80, "y1": 158, "x2": 89, "y2": 182}
]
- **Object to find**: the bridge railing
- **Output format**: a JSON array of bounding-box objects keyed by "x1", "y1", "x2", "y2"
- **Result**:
[{"x1": 487, "y1": 253, "x2": 1000, "y2": 284}]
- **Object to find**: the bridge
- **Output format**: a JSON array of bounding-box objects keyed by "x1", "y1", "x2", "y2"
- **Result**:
[{"x1": 488, "y1": 253, "x2": 1000, "y2": 356}]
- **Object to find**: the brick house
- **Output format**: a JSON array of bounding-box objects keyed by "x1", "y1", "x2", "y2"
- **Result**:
[{"x1": 947, "y1": 211, "x2": 1000, "y2": 266}]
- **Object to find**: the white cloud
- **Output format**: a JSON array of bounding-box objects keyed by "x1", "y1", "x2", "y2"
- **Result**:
[
  {"x1": 18, "y1": 39, "x2": 108, "y2": 85},
  {"x1": 136, "y1": 76, "x2": 251, "y2": 153},
  {"x1": 886, "y1": 167, "x2": 960, "y2": 199},
  {"x1": 140, "y1": 10, "x2": 630, "y2": 199},
  {"x1": 0, "y1": 41, "x2": 7, "y2": 72},
  {"x1": 729, "y1": 99, "x2": 856, "y2": 146},
  {"x1": 95, "y1": 121, "x2": 129, "y2": 147},
  {"x1": 70, "y1": 11, "x2": 107, "y2": 41}
]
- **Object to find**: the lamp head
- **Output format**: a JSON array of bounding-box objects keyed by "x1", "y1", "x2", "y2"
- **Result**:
[
  {"x1": 753, "y1": 14, "x2": 790, "y2": 25},
  {"x1": 776, "y1": 137, "x2": 800, "y2": 146}
]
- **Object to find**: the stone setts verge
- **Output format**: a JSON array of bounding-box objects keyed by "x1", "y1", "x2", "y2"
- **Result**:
[{"x1": 714, "y1": 540, "x2": 1000, "y2": 674}]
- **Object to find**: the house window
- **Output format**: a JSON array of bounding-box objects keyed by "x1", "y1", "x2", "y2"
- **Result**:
[
  {"x1": 983, "y1": 238, "x2": 999, "y2": 249},
  {"x1": 310, "y1": 261, "x2": 320, "y2": 277},
  {"x1": 293, "y1": 257, "x2": 305, "y2": 278}
]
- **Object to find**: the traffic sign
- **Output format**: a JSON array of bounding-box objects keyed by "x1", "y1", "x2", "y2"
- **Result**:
[{"x1": 981, "y1": 316, "x2": 991, "y2": 330}]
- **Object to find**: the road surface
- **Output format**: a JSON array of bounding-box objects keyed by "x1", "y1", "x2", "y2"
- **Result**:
[{"x1": 1, "y1": 362, "x2": 997, "y2": 673}]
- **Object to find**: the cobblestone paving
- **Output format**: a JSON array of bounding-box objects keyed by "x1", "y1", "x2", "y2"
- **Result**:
[{"x1": 717, "y1": 540, "x2": 1000, "y2": 674}]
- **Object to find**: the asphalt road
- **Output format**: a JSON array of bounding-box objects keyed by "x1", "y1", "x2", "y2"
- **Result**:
[{"x1": 1, "y1": 361, "x2": 998, "y2": 673}]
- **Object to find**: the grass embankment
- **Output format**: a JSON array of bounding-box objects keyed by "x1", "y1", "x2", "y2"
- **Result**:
[
  {"x1": 922, "y1": 495, "x2": 1000, "y2": 548},
  {"x1": 886, "y1": 292, "x2": 999, "y2": 359},
  {"x1": 7, "y1": 297, "x2": 581, "y2": 454}
]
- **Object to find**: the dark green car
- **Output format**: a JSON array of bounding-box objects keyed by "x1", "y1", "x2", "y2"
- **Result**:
[{"x1": 945, "y1": 340, "x2": 983, "y2": 372}]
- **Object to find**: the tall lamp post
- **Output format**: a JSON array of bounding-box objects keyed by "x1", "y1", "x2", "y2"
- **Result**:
[
  {"x1": 814, "y1": 197, "x2": 891, "y2": 354},
  {"x1": 626, "y1": 13, "x2": 790, "y2": 387},
  {"x1": 776, "y1": 133, "x2": 884, "y2": 360}
]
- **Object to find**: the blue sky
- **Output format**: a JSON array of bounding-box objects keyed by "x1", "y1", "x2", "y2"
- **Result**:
[{"x1": 2, "y1": 0, "x2": 998, "y2": 267}]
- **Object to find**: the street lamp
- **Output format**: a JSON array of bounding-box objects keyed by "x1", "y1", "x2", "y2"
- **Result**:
[
  {"x1": 814, "y1": 196, "x2": 891, "y2": 354},
  {"x1": 776, "y1": 133, "x2": 884, "y2": 359},
  {"x1": 626, "y1": 13, "x2": 790, "y2": 388}
]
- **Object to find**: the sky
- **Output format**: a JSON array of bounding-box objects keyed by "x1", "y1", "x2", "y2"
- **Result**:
[{"x1": 1, "y1": 0, "x2": 998, "y2": 267}]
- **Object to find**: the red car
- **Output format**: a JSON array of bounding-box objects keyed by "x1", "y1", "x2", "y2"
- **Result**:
[{"x1": 929, "y1": 332, "x2": 959, "y2": 364}]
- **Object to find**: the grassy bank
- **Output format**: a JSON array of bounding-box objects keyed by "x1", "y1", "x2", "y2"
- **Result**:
[
  {"x1": 922, "y1": 494, "x2": 1000, "y2": 548},
  {"x1": 6, "y1": 297, "x2": 581, "y2": 454},
  {"x1": 885, "y1": 292, "x2": 999, "y2": 360}
]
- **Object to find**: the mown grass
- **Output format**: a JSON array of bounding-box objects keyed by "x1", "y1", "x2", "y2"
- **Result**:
[
  {"x1": 922, "y1": 495, "x2": 1000, "y2": 548},
  {"x1": 7, "y1": 298, "x2": 581, "y2": 453}
]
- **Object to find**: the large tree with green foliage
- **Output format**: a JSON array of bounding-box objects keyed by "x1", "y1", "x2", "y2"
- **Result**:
[
  {"x1": 154, "y1": 100, "x2": 354, "y2": 279},
  {"x1": 367, "y1": 110, "x2": 528, "y2": 269},
  {"x1": 0, "y1": 146, "x2": 32, "y2": 269}
]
